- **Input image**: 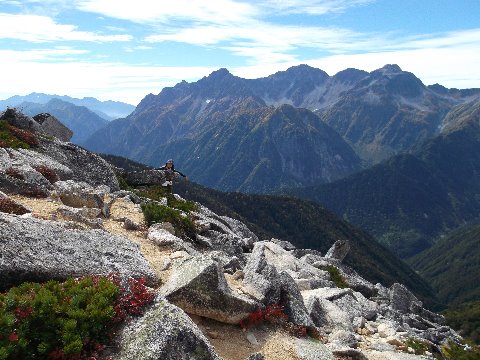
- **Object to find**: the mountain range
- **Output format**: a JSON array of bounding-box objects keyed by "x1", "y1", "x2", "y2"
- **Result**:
[
  {"x1": 4, "y1": 64, "x2": 480, "y2": 313},
  {"x1": 84, "y1": 68, "x2": 363, "y2": 192},
  {"x1": 82, "y1": 64, "x2": 480, "y2": 193},
  {"x1": 0, "y1": 92, "x2": 135, "y2": 121}
]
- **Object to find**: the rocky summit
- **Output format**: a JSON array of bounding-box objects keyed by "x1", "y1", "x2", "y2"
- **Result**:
[{"x1": 0, "y1": 109, "x2": 469, "y2": 359}]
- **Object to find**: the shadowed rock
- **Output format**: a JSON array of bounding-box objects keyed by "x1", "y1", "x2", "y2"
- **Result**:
[{"x1": 33, "y1": 113, "x2": 73, "y2": 142}]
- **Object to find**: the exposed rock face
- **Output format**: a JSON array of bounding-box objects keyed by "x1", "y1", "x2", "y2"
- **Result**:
[
  {"x1": 160, "y1": 255, "x2": 258, "y2": 324},
  {"x1": 21, "y1": 99, "x2": 109, "y2": 143},
  {"x1": 1, "y1": 107, "x2": 42, "y2": 133},
  {"x1": 55, "y1": 205, "x2": 103, "y2": 228},
  {"x1": 0, "y1": 212, "x2": 158, "y2": 290},
  {"x1": 0, "y1": 109, "x2": 119, "y2": 193},
  {"x1": 33, "y1": 112, "x2": 73, "y2": 142},
  {"x1": 39, "y1": 140, "x2": 119, "y2": 191},
  {"x1": 194, "y1": 205, "x2": 258, "y2": 261},
  {"x1": 123, "y1": 169, "x2": 167, "y2": 186},
  {"x1": 325, "y1": 239, "x2": 350, "y2": 262},
  {"x1": 116, "y1": 297, "x2": 221, "y2": 360}
]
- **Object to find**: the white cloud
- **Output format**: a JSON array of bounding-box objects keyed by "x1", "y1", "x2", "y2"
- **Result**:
[
  {"x1": 0, "y1": 13, "x2": 131, "y2": 42},
  {"x1": 258, "y1": 0, "x2": 375, "y2": 15},
  {"x1": 386, "y1": 29, "x2": 480, "y2": 51},
  {"x1": 76, "y1": 0, "x2": 258, "y2": 25},
  {"x1": 0, "y1": 49, "x2": 215, "y2": 104}
]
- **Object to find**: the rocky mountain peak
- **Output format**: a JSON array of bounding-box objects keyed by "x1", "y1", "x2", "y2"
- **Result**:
[
  {"x1": 377, "y1": 64, "x2": 403, "y2": 74},
  {"x1": 283, "y1": 64, "x2": 329, "y2": 79},
  {"x1": 332, "y1": 68, "x2": 369, "y2": 84},
  {"x1": 208, "y1": 67, "x2": 233, "y2": 79}
]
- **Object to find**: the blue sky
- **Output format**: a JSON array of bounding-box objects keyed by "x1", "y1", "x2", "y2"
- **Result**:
[{"x1": 1, "y1": 0, "x2": 479, "y2": 105}]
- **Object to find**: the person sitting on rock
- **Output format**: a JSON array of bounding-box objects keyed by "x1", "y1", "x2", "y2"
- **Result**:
[{"x1": 156, "y1": 159, "x2": 187, "y2": 193}]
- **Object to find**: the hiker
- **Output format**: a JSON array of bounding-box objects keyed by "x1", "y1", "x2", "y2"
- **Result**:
[{"x1": 156, "y1": 159, "x2": 187, "y2": 193}]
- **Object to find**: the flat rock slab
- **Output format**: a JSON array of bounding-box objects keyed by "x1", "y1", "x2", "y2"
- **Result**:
[{"x1": 0, "y1": 212, "x2": 158, "y2": 290}]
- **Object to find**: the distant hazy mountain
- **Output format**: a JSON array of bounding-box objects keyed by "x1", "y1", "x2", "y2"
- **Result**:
[
  {"x1": 84, "y1": 69, "x2": 361, "y2": 192},
  {"x1": 290, "y1": 99, "x2": 480, "y2": 259},
  {"x1": 18, "y1": 99, "x2": 109, "y2": 143},
  {"x1": 0, "y1": 92, "x2": 135, "y2": 120}
]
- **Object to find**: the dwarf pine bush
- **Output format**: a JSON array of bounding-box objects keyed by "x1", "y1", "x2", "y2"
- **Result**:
[
  {"x1": 0, "y1": 275, "x2": 154, "y2": 360},
  {"x1": 141, "y1": 202, "x2": 197, "y2": 239},
  {"x1": 321, "y1": 265, "x2": 348, "y2": 288}
]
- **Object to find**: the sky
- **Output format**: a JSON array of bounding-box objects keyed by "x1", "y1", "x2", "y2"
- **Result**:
[{"x1": 1, "y1": 0, "x2": 479, "y2": 106}]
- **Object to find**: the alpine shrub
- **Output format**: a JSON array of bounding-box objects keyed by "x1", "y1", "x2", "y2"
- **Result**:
[
  {"x1": 4, "y1": 168, "x2": 24, "y2": 180},
  {"x1": 438, "y1": 342, "x2": 480, "y2": 360},
  {"x1": 0, "y1": 274, "x2": 155, "y2": 360},
  {"x1": 141, "y1": 202, "x2": 197, "y2": 239},
  {"x1": 321, "y1": 265, "x2": 348, "y2": 288},
  {"x1": 404, "y1": 338, "x2": 429, "y2": 355},
  {"x1": 239, "y1": 304, "x2": 309, "y2": 337},
  {"x1": 137, "y1": 185, "x2": 198, "y2": 212},
  {"x1": 240, "y1": 304, "x2": 288, "y2": 329}
]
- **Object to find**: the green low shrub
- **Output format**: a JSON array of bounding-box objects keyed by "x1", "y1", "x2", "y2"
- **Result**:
[
  {"x1": 404, "y1": 338, "x2": 429, "y2": 355},
  {"x1": 439, "y1": 342, "x2": 480, "y2": 360},
  {"x1": 321, "y1": 265, "x2": 348, "y2": 288},
  {"x1": 0, "y1": 275, "x2": 154, "y2": 360},
  {"x1": 137, "y1": 185, "x2": 198, "y2": 212},
  {"x1": 141, "y1": 202, "x2": 197, "y2": 239},
  {"x1": 116, "y1": 173, "x2": 133, "y2": 191}
]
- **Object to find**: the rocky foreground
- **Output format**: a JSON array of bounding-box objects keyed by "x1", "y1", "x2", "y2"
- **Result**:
[{"x1": 0, "y1": 109, "x2": 464, "y2": 359}]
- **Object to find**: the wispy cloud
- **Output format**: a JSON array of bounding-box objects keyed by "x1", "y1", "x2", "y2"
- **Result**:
[
  {"x1": 75, "y1": 0, "x2": 258, "y2": 25},
  {"x1": 0, "y1": 13, "x2": 131, "y2": 42},
  {"x1": 258, "y1": 0, "x2": 375, "y2": 15}
]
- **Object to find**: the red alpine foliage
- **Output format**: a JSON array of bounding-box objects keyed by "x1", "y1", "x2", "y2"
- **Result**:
[
  {"x1": 0, "y1": 197, "x2": 31, "y2": 215},
  {"x1": 8, "y1": 332, "x2": 19, "y2": 342},
  {"x1": 114, "y1": 277, "x2": 155, "y2": 320},
  {"x1": 8, "y1": 125, "x2": 39, "y2": 146},
  {"x1": 47, "y1": 349, "x2": 64, "y2": 360},
  {"x1": 14, "y1": 306, "x2": 33, "y2": 320},
  {"x1": 35, "y1": 165, "x2": 59, "y2": 184},
  {"x1": 240, "y1": 304, "x2": 288, "y2": 329},
  {"x1": 5, "y1": 167, "x2": 24, "y2": 180}
]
